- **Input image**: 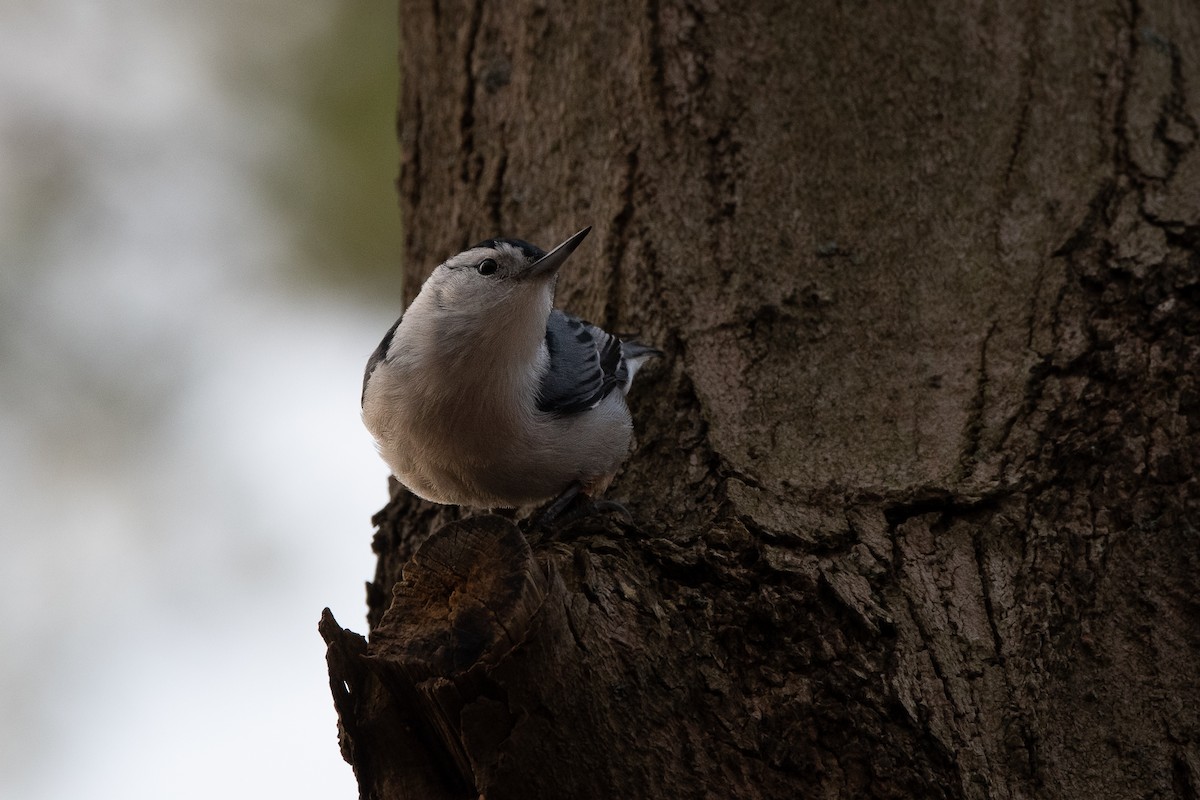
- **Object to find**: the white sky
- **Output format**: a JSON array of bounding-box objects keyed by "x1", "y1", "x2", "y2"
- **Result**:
[{"x1": 0, "y1": 2, "x2": 397, "y2": 797}]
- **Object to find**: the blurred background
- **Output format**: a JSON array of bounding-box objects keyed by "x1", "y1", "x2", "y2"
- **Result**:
[{"x1": 1, "y1": 2, "x2": 405, "y2": 797}]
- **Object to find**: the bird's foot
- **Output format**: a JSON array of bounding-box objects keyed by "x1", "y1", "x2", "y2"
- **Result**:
[
  {"x1": 559, "y1": 498, "x2": 633, "y2": 527},
  {"x1": 526, "y1": 483, "x2": 633, "y2": 536},
  {"x1": 527, "y1": 482, "x2": 584, "y2": 531}
]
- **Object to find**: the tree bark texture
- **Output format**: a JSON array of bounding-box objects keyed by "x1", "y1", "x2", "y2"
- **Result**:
[{"x1": 322, "y1": 2, "x2": 1200, "y2": 797}]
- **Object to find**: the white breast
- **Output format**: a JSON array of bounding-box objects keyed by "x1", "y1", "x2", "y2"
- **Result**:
[{"x1": 361, "y1": 286, "x2": 634, "y2": 508}]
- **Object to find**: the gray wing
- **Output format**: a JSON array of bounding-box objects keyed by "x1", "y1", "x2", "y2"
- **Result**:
[
  {"x1": 536, "y1": 310, "x2": 629, "y2": 415},
  {"x1": 362, "y1": 316, "x2": 400, "y2": 406}
]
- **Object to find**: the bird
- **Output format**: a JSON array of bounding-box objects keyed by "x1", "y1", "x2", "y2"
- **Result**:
[{"x1": 361, "y1": 226, "x2": 661, "y2": 512}]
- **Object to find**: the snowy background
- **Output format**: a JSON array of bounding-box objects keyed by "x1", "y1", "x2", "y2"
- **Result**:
[{"x1": 1, "y1": 3, "x2": 405, "y2": 797}]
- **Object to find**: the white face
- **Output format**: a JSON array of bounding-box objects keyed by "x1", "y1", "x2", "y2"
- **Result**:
[
  {"x1": 415, "y1": 228, "x2": 589, "y2": 319},
  {"x1": 440, "y1": 240, "x2": 544, "y2": 281},
  {"x1": 419, "y1": 240, "x2": 553, "y2": 321}
]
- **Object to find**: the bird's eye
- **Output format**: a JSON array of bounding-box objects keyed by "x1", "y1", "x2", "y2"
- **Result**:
[{"x1": 477, "y1": 258, "x2": 498, "y2": 276}]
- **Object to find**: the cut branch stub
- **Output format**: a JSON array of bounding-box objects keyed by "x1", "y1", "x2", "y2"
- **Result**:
[
  {"x1": 365, "y1": 515, "x2": 553, "y2": 795},
  {"x1": 361, "y1": 514, "x2": 670, "y2": 799},
  {"x1": 370, "y1": 514, "x2": 548, "y2": 678}
]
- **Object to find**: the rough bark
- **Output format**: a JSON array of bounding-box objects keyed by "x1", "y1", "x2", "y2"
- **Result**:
[{"x1": 322, "y1": 1, "x2": 1200, "y2": 797}]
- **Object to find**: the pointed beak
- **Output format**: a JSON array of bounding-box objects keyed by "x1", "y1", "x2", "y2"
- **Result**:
[{"x1": 527, "y1": 226, "x2": 591, "y2": 278}]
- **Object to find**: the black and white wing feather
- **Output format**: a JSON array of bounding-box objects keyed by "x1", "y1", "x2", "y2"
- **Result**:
[
  {"x1": 362, "y1": 316, "x2": 401, "y2": 406},
  {"x1": 537, "y1": 310, "x2": 631, "y2": 415}
]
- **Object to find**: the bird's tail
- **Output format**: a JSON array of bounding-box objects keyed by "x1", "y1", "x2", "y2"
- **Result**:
[{"x1": 619, "y1": 338, "x2": 664, "y2": 391}]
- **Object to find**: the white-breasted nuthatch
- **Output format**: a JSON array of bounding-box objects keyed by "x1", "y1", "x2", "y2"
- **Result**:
[{"x1": 361, "y1": 227, "x2": 661, "y2": 509}]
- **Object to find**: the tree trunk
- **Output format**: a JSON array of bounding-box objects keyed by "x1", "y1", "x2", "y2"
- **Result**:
[{"x1": 322, "y1": 1, "x2": 1200, "y2": 797}]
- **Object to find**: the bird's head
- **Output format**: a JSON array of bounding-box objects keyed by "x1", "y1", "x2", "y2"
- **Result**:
[{"x1": 420, "y1": 227, "x2": 592, "y2": 315}]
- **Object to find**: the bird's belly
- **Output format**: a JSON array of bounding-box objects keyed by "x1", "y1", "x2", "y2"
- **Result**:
[{"x1": 379, "y1": 395, "x2": 634, "y2": 508}]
